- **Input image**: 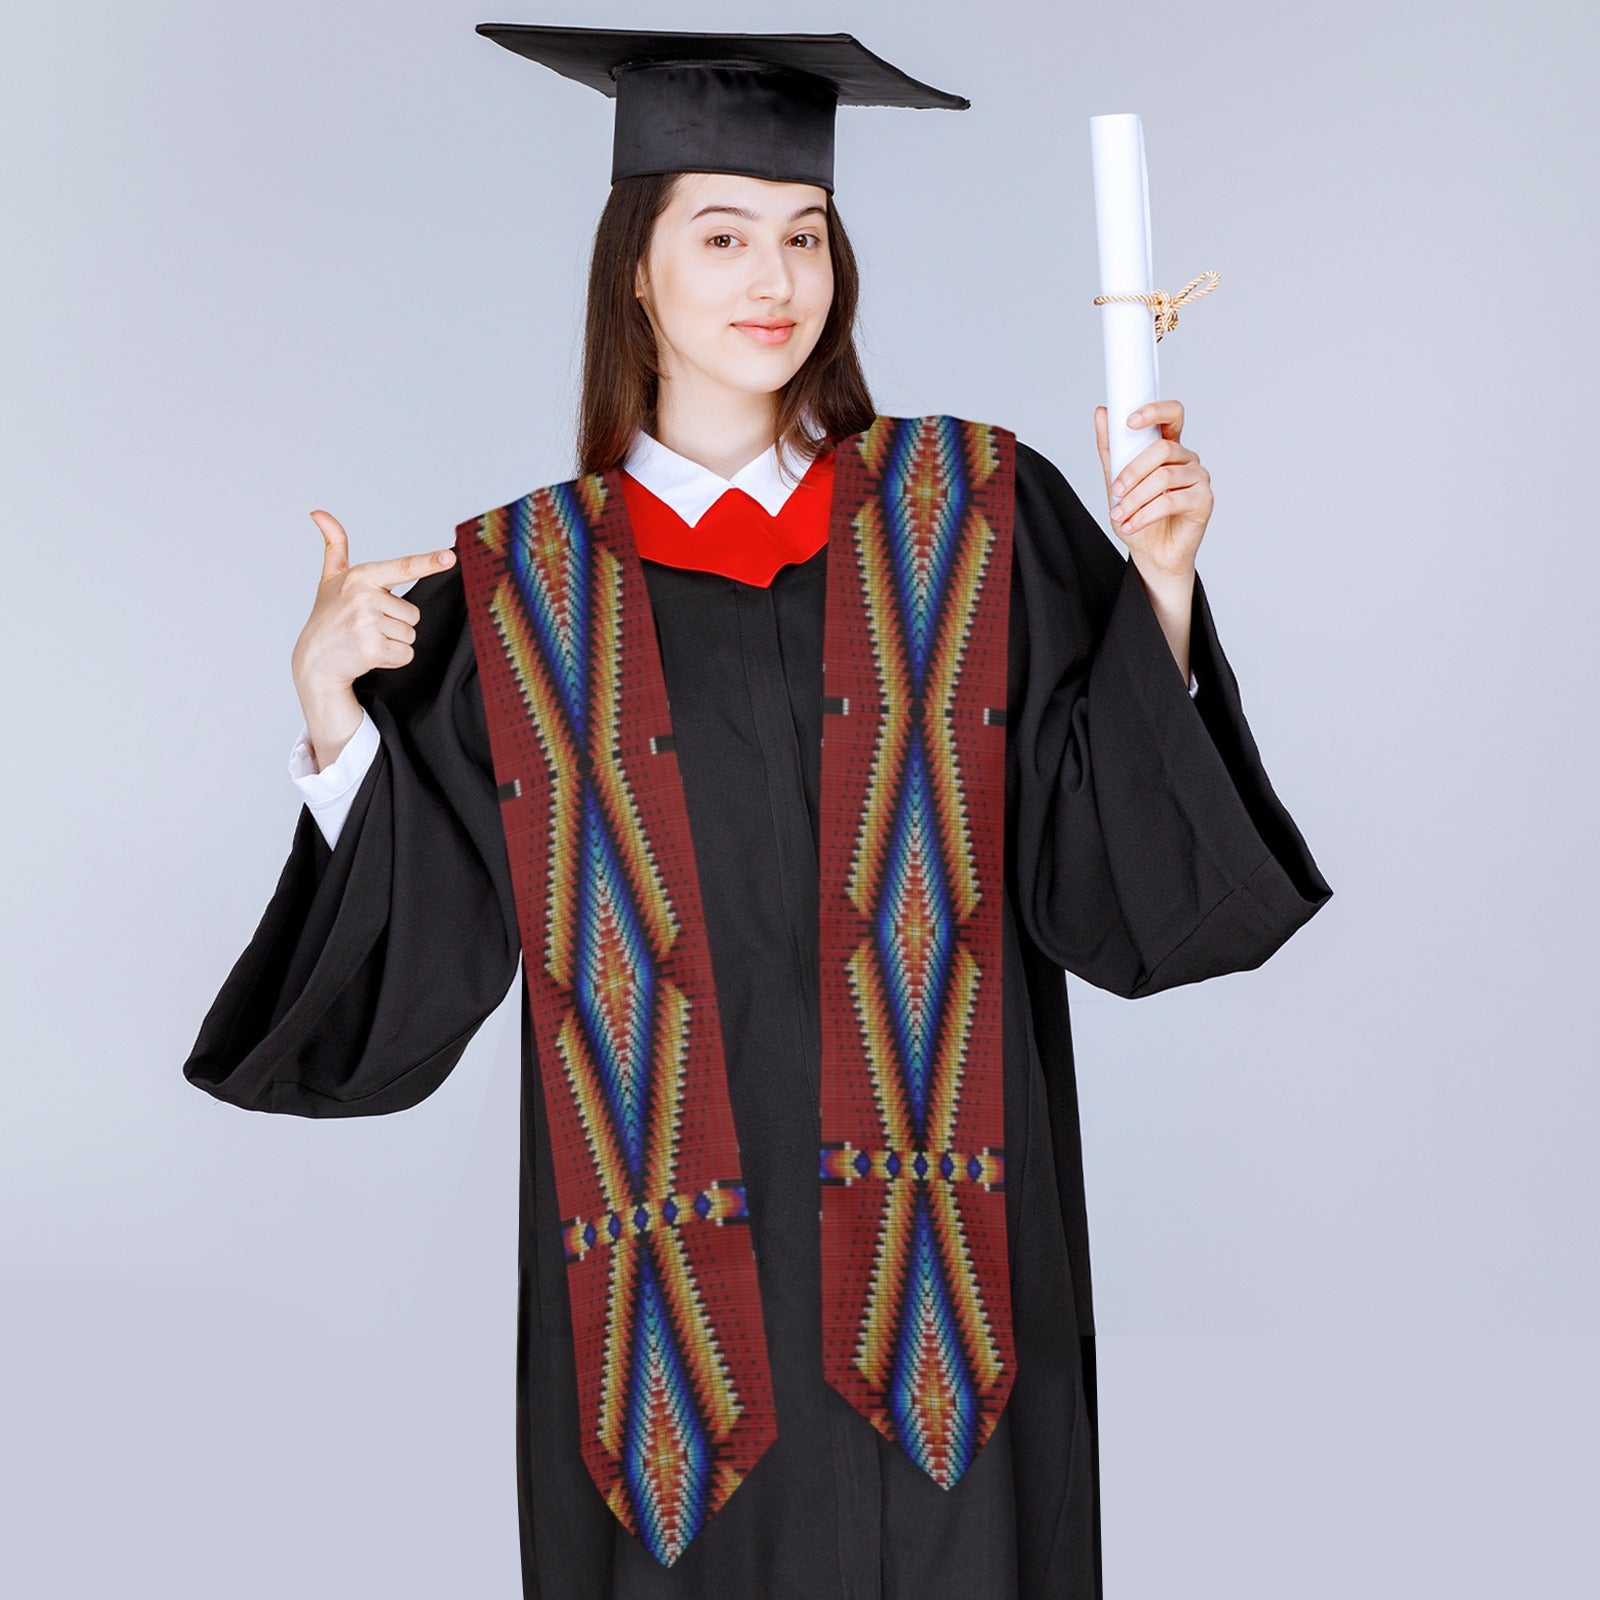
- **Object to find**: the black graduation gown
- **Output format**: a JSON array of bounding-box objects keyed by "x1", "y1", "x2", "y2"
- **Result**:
[{"x1": 184, "y1": 438, "x2": 1332, "y2": 1599}]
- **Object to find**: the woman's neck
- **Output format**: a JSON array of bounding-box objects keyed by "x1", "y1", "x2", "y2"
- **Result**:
[{"x1": 652, "y1": 376, "x2": 780, "y2": 480}]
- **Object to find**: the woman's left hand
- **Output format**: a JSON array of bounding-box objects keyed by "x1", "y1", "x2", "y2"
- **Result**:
[{"x1": 1094, "y1": 399, "x2": 1212, "y2": 580}]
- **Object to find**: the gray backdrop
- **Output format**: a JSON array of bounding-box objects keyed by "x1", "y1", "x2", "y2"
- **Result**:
[{"x1": 4, "y1": 0, "x2": 1594, "y2": 1593}]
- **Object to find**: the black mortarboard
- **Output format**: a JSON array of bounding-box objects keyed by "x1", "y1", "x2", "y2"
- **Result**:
[{"x1": 474, "y1": 24, "x2": 969, "y2": 192}]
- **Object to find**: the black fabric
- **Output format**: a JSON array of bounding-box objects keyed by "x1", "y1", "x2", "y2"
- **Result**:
[
  {"x1": 612, "y1": 62, "x2": 839, "y2": 189},
  {"x1": 184, "y1": 439, "x2": 1332, "y2": 1598},
  {"x1": 474, "y1": 24, "x2": 969, "y2": 189}
]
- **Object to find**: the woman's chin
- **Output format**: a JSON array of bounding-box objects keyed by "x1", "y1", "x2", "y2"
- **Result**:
[{"x1": 710, "y1": 363, "x2": 803, "y2": 398}]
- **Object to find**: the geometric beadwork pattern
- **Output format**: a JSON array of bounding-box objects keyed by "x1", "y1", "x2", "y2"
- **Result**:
[
  {"x1": 817, "y1": 415, "x2": 1017, "y2": 1486},
  {"x1": 451, "y1": 413, "x2": 1016, "y2": 1561},
  {"x1": 454, "y1": 474, "x2": 777, "y2": 1568}
]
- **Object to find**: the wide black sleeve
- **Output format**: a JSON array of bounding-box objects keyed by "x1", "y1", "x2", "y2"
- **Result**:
[
  {"x1": 1005, "y1": 438, "x2": 1333, "y2": 998},
  {"x1": 183, "y1": 562, "x2": 522, "y2": 1116}
]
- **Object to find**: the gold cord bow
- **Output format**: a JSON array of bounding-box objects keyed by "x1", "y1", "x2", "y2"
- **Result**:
[{"x1": 1093, "y1": 269, "x2": 1219, "y2": 341}]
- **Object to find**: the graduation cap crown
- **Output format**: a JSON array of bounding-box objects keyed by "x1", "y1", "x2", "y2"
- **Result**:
[{"x1": 475, "y1": 23, "x2": 969, "y2": 191}]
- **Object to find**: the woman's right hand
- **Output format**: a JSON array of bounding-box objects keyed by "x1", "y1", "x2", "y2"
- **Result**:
[{"x1": 291, "y1": 509, "x2": 457, "y2": 769}]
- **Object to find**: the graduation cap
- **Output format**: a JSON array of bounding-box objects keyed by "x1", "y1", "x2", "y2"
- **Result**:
[{"x1": 474, "y1": 23, "x2": 969, "y2": 191}]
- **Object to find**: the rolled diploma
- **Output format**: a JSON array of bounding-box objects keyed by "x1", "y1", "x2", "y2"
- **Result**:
[{"x1": 1090, "y1": 113, "x2": 1161, "y2": 487}]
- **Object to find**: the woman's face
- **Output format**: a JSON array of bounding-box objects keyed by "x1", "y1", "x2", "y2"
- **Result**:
[{"x1": 634, "y1": 171, "x2": 835, "y2": 402}]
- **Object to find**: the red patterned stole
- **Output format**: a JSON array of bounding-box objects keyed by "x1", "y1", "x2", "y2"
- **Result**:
[
  {"x1": 452, "y1": 414, "x2": 1015, "y2": 1569},
  {"x1": 818, "y1": 416, "x2": 1016, "y2": 1483}
]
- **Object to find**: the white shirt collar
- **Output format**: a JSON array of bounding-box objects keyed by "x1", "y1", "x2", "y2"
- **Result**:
[{"x1": 622, "y1": 426, "x2": 819, "y2": 527}]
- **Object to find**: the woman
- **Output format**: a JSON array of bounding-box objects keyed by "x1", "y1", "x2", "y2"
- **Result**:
[{"x1": 185, "y1": 25, "x2": 1332, "y2": 1600}]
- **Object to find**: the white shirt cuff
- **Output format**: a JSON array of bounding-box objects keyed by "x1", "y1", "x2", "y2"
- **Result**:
[{"x1": 288, "y1": 707, "x2": 381, "y2": 849}]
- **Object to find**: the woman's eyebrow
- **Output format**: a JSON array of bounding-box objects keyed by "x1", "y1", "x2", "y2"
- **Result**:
[{"x1": 689, "y1": 203, "x2": 827, "y2": 223}]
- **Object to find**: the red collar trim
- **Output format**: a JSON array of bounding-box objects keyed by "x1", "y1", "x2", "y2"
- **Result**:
[{"x1": 621, "y1": 446, "x2": 836, "y2": 587}]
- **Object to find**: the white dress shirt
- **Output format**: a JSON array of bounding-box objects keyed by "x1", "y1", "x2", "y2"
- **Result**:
[{"x1": 290, "y1": 435, "x2": 1200, "y2": 849}]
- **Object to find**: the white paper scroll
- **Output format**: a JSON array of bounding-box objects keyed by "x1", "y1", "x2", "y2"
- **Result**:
[{"x1": 1090, "y1": 113, "x2": 1161, "y2": 485}]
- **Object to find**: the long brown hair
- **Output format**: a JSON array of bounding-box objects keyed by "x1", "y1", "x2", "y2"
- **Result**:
[{"x1": 575, "y1": 172, "x2": 876, "y2": 479}]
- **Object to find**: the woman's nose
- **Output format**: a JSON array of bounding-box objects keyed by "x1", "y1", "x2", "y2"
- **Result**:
[{"x1": 746, "y1": 241, "x2": 794, "y2": 300}]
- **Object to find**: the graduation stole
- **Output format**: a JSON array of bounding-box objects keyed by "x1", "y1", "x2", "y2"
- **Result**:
[{"x1": 454, "y1": 413, "x2": 1016, "y2": 1568}]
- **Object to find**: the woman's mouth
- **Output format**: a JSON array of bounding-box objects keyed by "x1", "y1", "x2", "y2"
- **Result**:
[{"x1": 734, "y1": 321, "x2": 796, "y2": 346}]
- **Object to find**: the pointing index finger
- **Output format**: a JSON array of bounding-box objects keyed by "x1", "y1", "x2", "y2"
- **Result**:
[{"x1": 360, "y1": 547, "x2": 457, "y2": 591}]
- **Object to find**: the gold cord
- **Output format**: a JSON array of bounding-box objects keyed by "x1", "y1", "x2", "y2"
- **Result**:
[{"x1": 1093, "y1": 269, "x2": 1219, "y2": 341}]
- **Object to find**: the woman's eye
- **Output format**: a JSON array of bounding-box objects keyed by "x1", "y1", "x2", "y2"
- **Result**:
[
  {"x1": 791, "y1": 232, "x2": 823, "y2": 249},
  {"x1": 708, "y1": 234, "x2": 737, "y2": 248}
]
